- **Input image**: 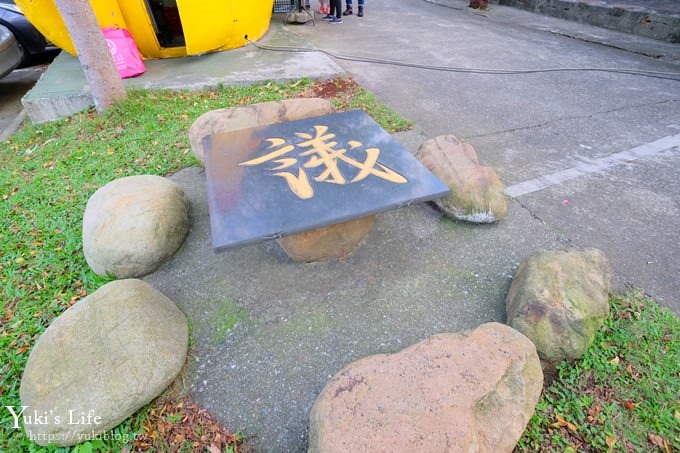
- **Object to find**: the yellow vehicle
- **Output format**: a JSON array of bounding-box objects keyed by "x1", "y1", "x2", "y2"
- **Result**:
[{"x1": 15, "y1": 0, "x2": 274, "y2": 59}]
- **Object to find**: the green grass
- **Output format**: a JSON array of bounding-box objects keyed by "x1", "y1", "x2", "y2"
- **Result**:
[
  {"x1": 517, "y1": 290, "x2": 680, "y2": 452},
  {"x1": 0, "y1": 78, "x2": 412, "y2": 452}
]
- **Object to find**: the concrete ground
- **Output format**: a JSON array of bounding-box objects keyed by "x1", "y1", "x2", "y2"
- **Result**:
[
  {"x1": 18, "y1": 0, "x2": 680, "y2": 450},
  {"x1": 492, "y1": 0, "x2": 680, "y2": 42},
  {"x1": 142, "y1": 0, "x2": 679, "y2": 451},
  {"x1": 0, "y1": 65, "x2": 45, "y2": 140}
]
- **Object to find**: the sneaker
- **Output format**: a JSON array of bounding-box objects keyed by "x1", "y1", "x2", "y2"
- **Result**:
[
  {"x1": 357, "y1": 7, "x2": 364, "y2": 16},
  {"x1": 342, "y1": 7, "x2": 353, "y2": 15},
  {"x1": 323, "y1": 14, "x2": 334, "y2": 20},
  {"x1": 329, "y1": 17, "x2": 343, "y2": 23}
]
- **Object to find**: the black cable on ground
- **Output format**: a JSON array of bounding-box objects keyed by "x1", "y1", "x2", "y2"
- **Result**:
[{"x1": 244, "y1": 36, "x2": 680, "y2": 82}]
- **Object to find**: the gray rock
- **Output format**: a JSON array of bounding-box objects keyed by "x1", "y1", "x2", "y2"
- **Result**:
[
  {"x1": 83, "y1": 175, "x2": 190, "y2": 278},
  {"x1": 415, "y1": 134, "x2": 507, "y2": 223},
  {"x1": 309, "y1": 322, "x2": 543, "y2": 453},
  {"x1": 188, "y1": 98, "x2": 335, "y2": 164},
  {"x1": 286, "y1": 10, "x2": 314, "y2": 24},
  {"x1": 20, "y1": 279, "x2": 188, "y2": 447},
  {"x1": 506, "y1": 248, "x2": 612, "y2": 361}
]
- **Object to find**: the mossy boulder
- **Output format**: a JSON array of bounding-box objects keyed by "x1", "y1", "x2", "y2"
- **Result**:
[
  {"x1": 20, "y1": 279, "x2": 188, "y2": 446},
  {"x1": 506, "y1": 248, "x2": 612, "y2": 361},
  {"x1": 188, "y1": 98, "x2": 335, "y2": 164}
]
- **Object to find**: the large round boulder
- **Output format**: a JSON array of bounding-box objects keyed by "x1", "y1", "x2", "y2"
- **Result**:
[
  {"x1": 506, "y1": 248, "x2": 612, "y2": 362},
  {"x1": 20, "y1": 279, "x2": 188, "y2": 447},
  {"x1": 308, "y1": 322, "x2": 543, "y2": 453},
  {"x1": 83, "y1": 175, "x2": 190, "y2": 278}
]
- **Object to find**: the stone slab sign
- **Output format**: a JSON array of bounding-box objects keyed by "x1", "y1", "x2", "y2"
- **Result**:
[
  {"x1": 308, "y1": 322, "x2": 543, "y2": 453},
  {"x1": 203, "y1": 110, "x2": 450, "y2": 252}
]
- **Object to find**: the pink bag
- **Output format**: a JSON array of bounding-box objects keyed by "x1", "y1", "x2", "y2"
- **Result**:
[{"x1": 102, "y1": 27, "x2": 146, "y2": 79}]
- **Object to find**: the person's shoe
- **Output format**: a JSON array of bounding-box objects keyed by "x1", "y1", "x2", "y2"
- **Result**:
[
  {"x1": 357, "y1": 6, "x2": 364, "y2": 16},
  {"x1": 329, "y1": 17, "x2": 343, "y2": 23},
  {"x1": 323, "y1": 14, "x2": 334, "y2": 20},
  {"x1": 342, "y1": 7, "x2": 353, "y2": 15}
]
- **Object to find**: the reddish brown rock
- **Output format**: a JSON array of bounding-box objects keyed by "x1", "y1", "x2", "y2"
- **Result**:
[
  {"x1": 308, "y1": 322, "x2": 543, "y2": 453},
  {"x1": 188, "y1": 98, "x2": 335, "y2": 164},
  {"x1": 277, "y1": 216, "x2": 375, "y2": 262},
  {"x1": 416, "y1": 135, "x2": 507, "y2": 223},
  {"x1": 470, "y1": 0, "x2": 489, "y2": 9}
]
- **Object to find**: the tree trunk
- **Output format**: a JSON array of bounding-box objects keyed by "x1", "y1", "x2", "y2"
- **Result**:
[{"x1": 54, "y1": 0, "x2": 126, "y2": 112}]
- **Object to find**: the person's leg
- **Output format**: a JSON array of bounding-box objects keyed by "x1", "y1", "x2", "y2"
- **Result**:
[
  {"x1": 343, "y1": 0, "x2": 353, "y2": 15},
  {"x1": 357, "y1": 0, "x2": 364, "y2": 16},
  {"x1": 331, "y1": 0, "x2": 343, "y2": 20},
  {"x1": 326, "y1": 0, "x2": 335, "y2": 18}
]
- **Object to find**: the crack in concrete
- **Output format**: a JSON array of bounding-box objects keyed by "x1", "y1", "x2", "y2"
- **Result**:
[{"x1": 463, "y1": 98, "x2": 680, "y2": 140}]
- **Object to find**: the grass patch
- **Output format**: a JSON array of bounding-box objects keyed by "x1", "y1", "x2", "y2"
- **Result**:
[
  {"x1": 211, "y1": 298, "x2": 249, "y2": 345},
  {"x1": 517, "y1": 290, "x2": 680, "y2": 452},
  {"x1": 0, "y1": 77, "x2": 409, "y2": 452}
]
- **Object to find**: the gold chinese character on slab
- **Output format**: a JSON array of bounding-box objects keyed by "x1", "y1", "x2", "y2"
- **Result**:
[{"x1": 239, "y1": 125, "x2": 407, "y2": 199}]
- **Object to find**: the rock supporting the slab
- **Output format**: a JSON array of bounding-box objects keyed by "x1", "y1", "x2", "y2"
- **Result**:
[{"x1": 278, "y1": 215, "x2": 376, "y2": 262}]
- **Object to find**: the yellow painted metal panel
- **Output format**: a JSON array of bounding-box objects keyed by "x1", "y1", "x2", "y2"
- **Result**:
[
  {"x1": 16, "y1": 0, "x2": 127, "y2": 56},
  {"x1": 175, "y1": 0, "x2": 234, "y2": 55},
  {"x1": 117, "y1": 0, "x2": 186, "y2": 58},
  {"x1": 16, "y1": 0, "x2": 274, "y2": 59},
  {"x1": 231, "y1": 0, "x2": 274, "y2": 49}
]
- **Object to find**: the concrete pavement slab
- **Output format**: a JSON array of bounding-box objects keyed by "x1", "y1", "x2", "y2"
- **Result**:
[
  {"x1": 142, "y1": 1, "x2": 677, "y2": 450},
  {"x1": 22, "y1": 20, "x2": 344, "y2": 123},
  {"x1": 289, "y1": 0, "x2": 680, "y2": 312},
  {"x1": 146, "y1": 159, "x2": 566, "y2": 452},
  {"x1": 492, "y1": 0, "x2": 680, "y2": 43}
]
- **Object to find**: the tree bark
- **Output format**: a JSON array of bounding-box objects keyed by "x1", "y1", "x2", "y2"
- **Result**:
[{"x1": 54, "y1": 0, "x2": 126, "y2": 112}]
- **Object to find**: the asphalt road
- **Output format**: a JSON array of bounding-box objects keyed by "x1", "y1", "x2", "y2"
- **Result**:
[{"x1": 0, "y1": 65, "x2": 45, "y2": 141}]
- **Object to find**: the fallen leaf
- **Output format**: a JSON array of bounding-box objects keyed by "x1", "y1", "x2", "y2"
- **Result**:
[
  {"x1": 648, "y1": 433, "x2": 664, "y2": 447},
  {"x1": 606, "y1": 434, "x2": 617, "y2": 449},
  {"x1": 555, "y1": 414, "x2": 578, "y2": 431},
  {"x1": 609, "y1": 356, "x2": 620, "y2": 366},
  {"x1": 588, "y1": 402, "x2": 603, "y2": 419},
  {"x1": 624, "y1": 400, "x2": 635, "y2": 411}
]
